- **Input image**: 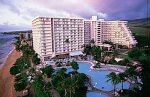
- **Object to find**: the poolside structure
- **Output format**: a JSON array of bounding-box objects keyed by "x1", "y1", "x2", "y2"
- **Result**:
[
  {"x1": 98, "y1": 44, "x2": 112, "y2": 51},
  {"x1": 69, "y1": 51, "x2": 83, "y2": 57},
  {"x1": 32, "y1": 16, "x2": 137, "y2": 61}
]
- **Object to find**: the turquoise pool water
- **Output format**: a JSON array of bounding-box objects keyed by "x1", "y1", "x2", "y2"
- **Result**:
[
  {"x1": 87, "y1": 92, "x2": 107, "y2": 97},
  {"x1": 66, "y1": 62, "x2": 129, "y2": 91}
]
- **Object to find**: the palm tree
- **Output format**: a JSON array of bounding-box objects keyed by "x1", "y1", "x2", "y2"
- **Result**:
[
  {"x1": 91, "y1": 46, "x2": 96, "y2": 57},
  {"x1": 124, "y1": 58, "x2": 129, "y2": 68},
  {"x1": 81, "y1": 44, "x2": 85, "y2": 49},
  {"x1": 83, "y1": 45, "x2": 92, "y2": 56},
  {"x1": 124, "y1": 67, "x2": 136, "y2": 89},
  {"x1": 107, "y1": 72, "x2": 120, "y2": 97},
  {"x1": 14, "y1": 40, "x2": 22, "y2": 51},
  {"x1": 119, "y1": 73, "x2": 126, "y2": 91},
  {"x1": 70, "y1": 61, "x2": 79, "y2": 73},
  {"x1": 61, "y1": 79, "x2": 69, "y2": 96},
  {"x1": 102, "y1": 50, "x2": 111, "y2": 64},
  {"x1": 93, "y1": 47, "x2": 102, "y2": 65},
  {"x1": 103, "y1": 40, "x2": 119, "y2": 63},
  {"x1": 65, "y1": 38, "x2": 70, "y2": 60},
  {"x1": 90, "y1": 39, "x2": 95, "y2": 46}
]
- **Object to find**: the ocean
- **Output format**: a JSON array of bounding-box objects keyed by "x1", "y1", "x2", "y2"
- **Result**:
[{"x1": 0, "y1": 33, "x2": 17, "y2": 67}]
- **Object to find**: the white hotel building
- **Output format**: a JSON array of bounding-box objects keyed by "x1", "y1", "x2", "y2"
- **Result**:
[
  {"x1": 88, "y1": 16, "x2": 136, "y2": 47},
  {"x1": 32, "y1": 16, "x2": 137, "y2": 61},
  {"x1": 32, "y1": 17, "x2": 84, "y2": 61}
]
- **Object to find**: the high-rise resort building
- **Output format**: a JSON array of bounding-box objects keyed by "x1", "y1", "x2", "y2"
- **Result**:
[
  {"x1": 89, "y1": 16, "x2": 137, "y2": 47},
  {"x1": 32, "y1": 16, "x2": 137, "y2": 61},
  {"x1": 32, "y1": 17, "x2": 84, "y2": 61}
]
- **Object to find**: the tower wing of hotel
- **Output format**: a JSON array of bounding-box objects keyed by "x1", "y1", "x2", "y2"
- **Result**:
[{"x1": 32, "y1": 16, "x2": 137, "y2": 61}]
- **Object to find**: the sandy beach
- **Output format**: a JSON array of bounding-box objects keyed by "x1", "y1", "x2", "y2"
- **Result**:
[{"x1": 0, "y1": 49, "x2": 21, "y2": 97}]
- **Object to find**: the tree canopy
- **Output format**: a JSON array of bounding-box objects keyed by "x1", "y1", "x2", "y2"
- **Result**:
[
  {"x1": 32, "y1": 53, "x2": 40, "y2": 65},
  {"x1": 128, "y1": 48, "x2": 142, "y2": 59},
  {"x1": 14, "y1": 81, "x2": 27, "y2": 92},
  {"x1": 107, "y1": 72, "x2": 120, "y2": 86},
  {"x1": 52, "y1": 68, "x2": 87, "y2": 97},
  {"x1": 70, "y1": 61, "x2": 79, "y2": 72},
  {"x1": 10, "y1": 65, "x2": 20, "y2": 75},
  {"x1": 41, "y1": 65, "x2": 54, "y2": 78},
  {"x1": 15, "y1": 73, "x2": 28, "y2": 82}
]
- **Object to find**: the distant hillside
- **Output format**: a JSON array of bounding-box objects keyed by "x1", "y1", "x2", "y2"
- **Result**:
[
  {"x1": 1, "y1": 30, "x2": 32, "y2": 35},
  {"x1": 128, "y1": 17, "x2": 150, "y2": 47},
  {"x1": 128, "y1": 17, "x2": 150, "y2": 36},
  {"x1": 128, "y1": 17, "x2": 150, "y2": 23}
]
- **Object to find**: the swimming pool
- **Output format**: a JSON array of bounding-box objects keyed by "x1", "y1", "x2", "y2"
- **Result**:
[
  {"x1": 87, "y1": 92, "x2": 107, "y2": 97},
  {"x1": 66, "y1": 62, "x2": 129, "y2": 91}
]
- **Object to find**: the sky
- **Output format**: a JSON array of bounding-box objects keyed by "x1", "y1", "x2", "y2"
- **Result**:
[{"x1": 0, "y1": 0, "x2": 149, "y2": 32}]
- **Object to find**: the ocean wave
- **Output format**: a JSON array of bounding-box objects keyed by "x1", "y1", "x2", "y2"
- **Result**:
[{"x1": 0, "y1": 34, "x2": 17, "y2": 66}]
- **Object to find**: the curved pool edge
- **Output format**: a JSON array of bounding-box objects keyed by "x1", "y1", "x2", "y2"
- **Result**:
[{"x1": 77, "y1": 61, "x2": 127, "y2": 73}]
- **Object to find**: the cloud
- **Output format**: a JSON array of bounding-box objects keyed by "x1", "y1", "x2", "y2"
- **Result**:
[
  {"x1": 90, "y1": 0, "x2": 149, "y2": 20},
  {"x1": 0, "y1": 0, "x2": 149, "y2": 31},
  {"x1": 0, "y1": 5, "x2": 29, "y2": 25},
  {"x1": 0, "y1": 0, "x2": 20, "y2": 14},
  {"x1": 98, "y1": 12, "x2": 107, "y2": 19}
]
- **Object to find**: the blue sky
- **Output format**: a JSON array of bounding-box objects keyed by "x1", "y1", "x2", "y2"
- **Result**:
[{"x1": 0, "y1": 0, "x2": 149, "y2": 32}]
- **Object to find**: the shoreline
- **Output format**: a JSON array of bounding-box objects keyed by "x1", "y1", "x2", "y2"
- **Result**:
[
  {"x1": 0, "y1": 46, "x2": 15, "y2": 69},
  {"x1": 0, "y1": 48, "x2": 21, "y2": 97}
]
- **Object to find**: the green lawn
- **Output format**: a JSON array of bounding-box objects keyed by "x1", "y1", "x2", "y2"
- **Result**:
[
  {"x1": 128, "y1": 23, "x2": 149, "y2": 36},
  {"x1": 128, "y1": 18, "x2": 150, "y2": 35}
]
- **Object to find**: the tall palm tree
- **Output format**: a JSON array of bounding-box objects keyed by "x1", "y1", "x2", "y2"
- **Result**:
[
  {"x1": 70, "y1": 61, "x2": 79, "y2": 73},
  {"x1": 124, "y1": 58, "x2": 129, "y2": 68},
  {"x1": 119, "y1": 73, "x2": 126, "y2": 90},
  {"x1": 62, "y1": 79, "x2": 69, "y2": 96},
  {"x1": 112, "y1": 50, "x2": 119, "y2": 62},
  {"x1": 14, "y1": 40, "x2": 22, "y2": 51},
  {"x1": 83, "y1": 44, "x2": 91, "y2": 55},
  {"x1": 93, "y1": 47, "x2": 102, "y2": 62},
  {"x1": 91, "y1": 46, "x2": 96, "y2": 56},
  {"x1": 81, "y1": 44, "x2": 85, "y2": 49},
  {"x1": 107, "y1": 72, "x2": 120, "y2": 97},
  {"x1": 65, "y1": 38, "x2": 70, "y2": 59},
  {"x1": 124, "y1": 67, "x2": 136, "y2": 89},
  {"x1": 103, "y1": 40, "x2": 118, "y2": 63},
  {"x1": 90, "y1": 39, "x2": 95, "y2": 46}
]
